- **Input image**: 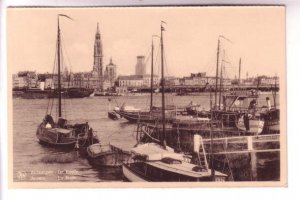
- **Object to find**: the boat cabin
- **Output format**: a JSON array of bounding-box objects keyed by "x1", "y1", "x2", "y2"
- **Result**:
[
  {"x1": 124, "y1": 143, "x2": 227, "y2": 182},
  {"x1": 222, "y1": 90, "x2": 259, "y2": 112}
]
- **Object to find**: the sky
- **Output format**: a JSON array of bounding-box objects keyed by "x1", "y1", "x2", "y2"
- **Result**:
[{"x1": 7, "y1": 6, "x2": 285, "y2": 78}]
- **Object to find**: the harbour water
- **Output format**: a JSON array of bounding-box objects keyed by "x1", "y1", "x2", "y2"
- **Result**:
[{"x1": 13, "y1": 93, "x2": 280, "y2": 182}]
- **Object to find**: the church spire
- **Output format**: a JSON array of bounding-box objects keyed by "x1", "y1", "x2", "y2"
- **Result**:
[
  {"x1": 95, "y1": 22, "x2": 101, "y2": 40},
  {"x1": 93, "y1": 22, "x2": 103, "y2": 90}
]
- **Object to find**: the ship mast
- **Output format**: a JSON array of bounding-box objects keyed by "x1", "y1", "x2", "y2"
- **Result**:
[
  {"x1": 150, "y1": 35, "x2": 159, "y2": 111},
  {"x1": 238, "y1": 58, "x2": 241, "y2": 89},
  {"x1": 161, "y1": 21, "x2": 167, "y2": 149},
  {"x1": 57, "y1": 16, "x2": 62, "y2": 117},
  {"x1": 214, "y1": 38, "x2": 220, "y2": 109},
  {"x1": 209, "y1": 87, "x2": 215, "y2": 180},
  {"x1": 273, "y1": 75, "x2": 277, "y2": 109},
  {"x1": 57, "y1": 14, "x2": 73, "y2": 118},
  {"x1": 218, "y1": 51, "x2": 225, "y2": 110},
  {"x1": 150, "y1": 36, "x2": 154, "y2": 110}
]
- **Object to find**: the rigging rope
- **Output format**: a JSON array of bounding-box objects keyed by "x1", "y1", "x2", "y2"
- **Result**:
[
  {"x1": 47, "y1": 40, "x2": 59, "y2": 116},
  {"x1": 61, "y1": 34, "x2": 76, "y2": 120}
]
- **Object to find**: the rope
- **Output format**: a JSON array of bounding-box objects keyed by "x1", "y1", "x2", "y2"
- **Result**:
[
  {"x1": 47, "y1": 40, "x2": 59, "y2": 116},
  {"x1": 61, "y1": 34, "x2": 75, "y2": 120}
]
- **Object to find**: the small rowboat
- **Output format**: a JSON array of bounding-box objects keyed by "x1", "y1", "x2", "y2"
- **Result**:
[
  {"x1": 108, "y1": 111, "x2": 120, "y2": 120},
  {"x1": 87, "y1": 143, "x2": 131, "y2": 168}
]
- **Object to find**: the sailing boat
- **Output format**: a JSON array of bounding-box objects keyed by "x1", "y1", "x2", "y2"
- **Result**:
[
  {"x1": 122, "y1": 22, "x2": 227, "y2": 182},
  {"x1": 116, "y1": 35, "x2": 178, "y2": 123},
  {"x1": 202, "y1": 39, "x2": 264, "y2": 134},
  {"x1": 36, "y1": 15, "x2": 99, "y2": 149}
]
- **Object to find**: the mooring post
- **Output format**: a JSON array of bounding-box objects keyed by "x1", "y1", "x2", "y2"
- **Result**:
[
  {"x1": 247, "y1": 136, "x2": 253, "y2": 151},
  {"x1": 247, "y1": 136, "x2": 257, "y2": 180},
  {"x1": 250, "y1": 151, "x2": 257, "y2": 180}
]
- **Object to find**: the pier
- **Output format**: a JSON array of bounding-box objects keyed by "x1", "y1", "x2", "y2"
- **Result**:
[
  {"x1": 201, "y1": 134, "x2": 280, "y2": 155},
  {"x1": 127, "y1": 84, "x2": 279, "y2": 93}
]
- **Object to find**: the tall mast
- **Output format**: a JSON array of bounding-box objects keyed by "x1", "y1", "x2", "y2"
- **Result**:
[
  {"x1": 274, "y1": 75, "x2": 277, "y2": 109},
  {"x1": 56, "y1": 14, "x2": 73, "y2": 118},
  {"x1": 209, "y1": 87, "x2": 215, "y2": 180},
  {"x1": 214, "y1": 38, "x2": 220, "y2": 108},
  {"x1": 57, "y1": 16, "x2": 62, "y2": 117},
  {"x1": 218, "y1": 52, "x2": 224, "y2": 110},
  {"x1": 161, "y1": 21, "x2": 166, "y2": 149},
  {"x1": 150, "y1": 37, "x2": 154, "y2": 110},
  {"x1": 238, "y1": 58, "x2": 241, "y2": 88}
]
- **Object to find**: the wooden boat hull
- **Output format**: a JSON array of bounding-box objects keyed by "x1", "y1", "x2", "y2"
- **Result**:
[
  {"x1": 237, "y1": 117, "x2": 265, "y2": 135},
  {"x1": 36, "y1": 123, "x2": 99, "y2": 150},
  {"x1": 122, "y1": 163, "x2": 226, "y2": 182},
  {"x1": 47, "y1": 88, "x2": 93, "y2": 98},
  {"x1": 36, "y1": 126, "x2": 77, "y2": 149},
  {"x1": 37, "y1": 139, "x2": 76, "y2": 149},
  {"x1": 87, "y1": 144, "x2": 131, "y2": 168},
  {"x1": 118, "y1": 111, "x2": 157, "y2": 123},
  {"x1": 122, "y1": 164, "x2": 149, "y2": 182},
  {"x1": 108, "y1": 111, "x2": 120, "y2": 120},
  {"x1": 117, "y1": 110, "x2": 176, "y2": 123},
  {"x1": 87, "y1": 152, "x2": 128, "y2": 167}
]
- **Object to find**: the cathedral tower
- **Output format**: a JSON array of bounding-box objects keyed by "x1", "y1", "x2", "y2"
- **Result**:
[{"x1": 93, "y1": 23, "x2": 103, "y2": 90}]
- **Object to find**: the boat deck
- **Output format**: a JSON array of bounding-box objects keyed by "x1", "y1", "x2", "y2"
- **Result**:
[{"x1": 147, "y1": 161, "x2": 227, "y2": 178}]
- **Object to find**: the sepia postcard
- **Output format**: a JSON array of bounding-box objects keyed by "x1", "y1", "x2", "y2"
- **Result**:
[{"x1": 7, "y1": 6, "x2": 286, "y2": 188}]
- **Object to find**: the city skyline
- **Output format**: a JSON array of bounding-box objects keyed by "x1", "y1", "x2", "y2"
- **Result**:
[{"x1": 8, "y1": 7, "x2": 285, "y2": 78}]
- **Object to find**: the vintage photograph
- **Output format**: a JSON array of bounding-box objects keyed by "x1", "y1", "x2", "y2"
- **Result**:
[{"x1": 7, "y1": 6, "x2": 286, "y2": 187}]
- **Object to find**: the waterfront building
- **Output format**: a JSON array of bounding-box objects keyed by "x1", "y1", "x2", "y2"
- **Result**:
[
  {"x1": 12, "y1": 71, "x2": 38, "y2": 89},
  {"x1": 45, "y1": 78, "x2": 54, "y2": 89},
  {"x1": 103, "y1": 80, "x2": 112, "y2": 90},
  {"x1": 13, "y1": 75, "x2": 27, "y2": 89},
  {"x1": 243, "y1": 78, "x2": 256, "y2": 86},
  {"x1": 117, "y1": 74, "x2": 159, "y2": 88},
  {"x1": 115, "y1": 86, "x2": 128, "y2": 94},
  {"x1": 181, "y1": 73, "x2": 213, "y2": 86},
  {"x1": 206, "y1": 76, "x2": 216, "y2": 86},
  {"x1": 190, "y1": 72, "x2": 206, "y2": 78},
  {"x1": 104, "y1": 58, "x2": 117, "y2": 87},
  {"x1": 141, "y1": 74, "x2": 159, "y2": 87},
  {"x1": 260, "y1": 76, "x2": 279, "y2": 85},
  {"x1": 135, "y1": 56, "x2": 146, "y2": 76},
  {"x1": 178, "y1": 72, "x2": 232, "y2": 87},
  {"x1": 165, "y1": 76, "x2": 180, "y2": 86},
  {"x1": 117, "y1": 75, "x2": 144, "y2": 88}
]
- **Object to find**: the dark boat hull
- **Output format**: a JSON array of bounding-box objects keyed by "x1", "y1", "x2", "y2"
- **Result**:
[
  {"x1": 116, "y1": 110, "x2": 176, "y2": 123},
  {"x1": 122, "y1": 164, "x2": 151, "y2": 182},
  {"x1": 108, "y1": 111, "x2": 120, "y2": 120},
  {"x1": 47, "y1": 88, "x2": 93, "y2": 98},
  {"x1": 87, "y1": 144, "x2": 131, "y2": 168},
  {"x1": 36, "y1": 122, "x2": 99, "y2": 151},
  {"x1": 37, "y1": 138, "x2": 76, "y2": 150},
  {"x1": 37, "y1": 134, "x2": 99, "y2": 150},
  {"x1": 87, "y1": 152, "x2": 130, "y2": 168},
  {"x1": 122, "y1": 163, "x2": 226, "y2": 182}
]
